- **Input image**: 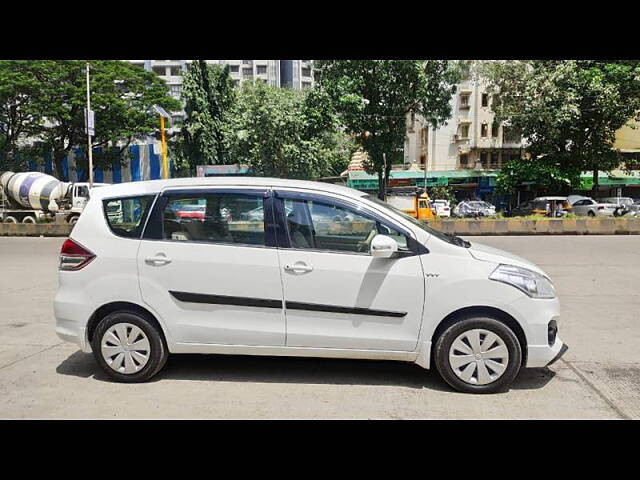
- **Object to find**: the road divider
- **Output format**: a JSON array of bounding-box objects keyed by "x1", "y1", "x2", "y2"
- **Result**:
[
  {"x1": 425, "y1": 217, "x2": 640, "y2": 235},
  {"x1": 0, "y1": 223, "x2": 72, "y2": 237},
  {"x1": 2, "y1": 217, "x2": 640, "y2": 237}
]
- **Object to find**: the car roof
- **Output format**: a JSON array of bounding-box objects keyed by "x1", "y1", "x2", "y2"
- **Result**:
[
  {"x1": 91, "y1": 177, "x2": 366, "y2": 201},
  {"x1": 534, "y1": 196, "x2": 568, "y2": 200}
]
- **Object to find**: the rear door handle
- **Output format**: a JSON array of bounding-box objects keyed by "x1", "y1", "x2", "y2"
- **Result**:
[
  {"x1": 145, "y1": 254, "x2": 172, "y2": 266},
  {"x1": 284, "y1": 262, "x2": 313, "y2": 274}
]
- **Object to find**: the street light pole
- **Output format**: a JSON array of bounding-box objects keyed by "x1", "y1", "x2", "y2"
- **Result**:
[{"x1": 85, "y1": 62, "x2": 94, "y2": 188}]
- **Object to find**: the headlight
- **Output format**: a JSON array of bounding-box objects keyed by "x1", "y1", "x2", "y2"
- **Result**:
[{"x1": 489, "y1": 264, "x2": 556, "y2": 299}]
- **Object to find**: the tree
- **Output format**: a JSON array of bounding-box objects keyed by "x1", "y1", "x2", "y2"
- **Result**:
[
  {"x1": 223, "y1": 81, "x2": 356, "y2": 179},
  {"x1": 0, "y1": 61, "x2": 46, "y2": 170},
  {"x1": 12, "y1": 61, "x2": 181, "y2": 180},
  {"x1": 315, "y1": 60, "x2": 461, "y2": 199},
  {"x1": 480, "y1": 60, "x2": 640, "y2": 193},
  {"x1": 495, "y1": 158, "x2": 580, "y2": 198},
  {"x1": 175, "y1": 61, "x2": 234, "y2": 174}
]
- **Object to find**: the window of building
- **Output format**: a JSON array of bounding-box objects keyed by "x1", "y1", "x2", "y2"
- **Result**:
[
  {"x1": 301, "y1": 67, "x2": 312, "y2": 77},
  {"x1": 481, "y1": 123, "x2": 488, "y2": 137},
  {"x1": 482, "y1": 93, "x2": 489, "y2": 107},
  {"x1": 232, "y1": 79, "x2": 240, "y2": 87},
  {"x1": 152, "y1": 66, "x2": 167, "y2": 76},
  {"x1": 460, "y1": 93, "x2": 470, "y2": 108},
  {"x1": 421, "y1": 128, "x2": 428, "y2": 146},
  {"x1": 170, "y1": 85, "x2": 182, "y2": 98},
  {"x1": 503, "y1": 127, "x2": 522, "y2": 143},
  {"x1": 460, "y1": 154, "x2": 469, "y2": 167},
  {"x1": 242, "y1": 68, "x2": 253, "y2": 76},
  {"x1": 460, "y1": 124, "x2": 470, "y2": 139},
  {"x1": 230, "y1": 65, "x2": 239, "y2": 73},
  {"x1": 480, "y1": 152, "x2": 488, "y2": 168},
  {"x1": 283, "y1": 198, "x2": 408, "y2": 253},
  {"x1": 301, "y1": 82, "x2": 312, "y2": 89},
  {"x1": 490, "y1": 152, "x2": 499, "y2": 168},
  {"x1": 256, "y1": 65, "x2": 267, "y2": 75},
  {"x1": 169, "y1": 66, "x2": 181, "y2": 76},
  {"x1": 491, "y1": 122, "x2": 499, "y2": 138},
  {"x1": 242, "y1": 60, "x2": 252, "y2": 65},
  {"x1": 162, "y1": 194, "x2": 266, "y2": 246}
]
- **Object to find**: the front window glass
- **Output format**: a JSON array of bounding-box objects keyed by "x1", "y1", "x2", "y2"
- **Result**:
[
  {"x1": 363, "y1": 195, "x2": 470, "y2": 248},
  {"x1": 283, "y1": 198, "x2": 408, "y2": 253},
  {"x1": 163, "y1": 193, "x2": 265, "y2": 246},
  {"x1": 103, "y1": 195, "x2": 155, "y2": 238}
]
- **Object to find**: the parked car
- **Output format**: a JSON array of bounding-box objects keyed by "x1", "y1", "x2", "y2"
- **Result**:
[
  {"x1": 453, "y1": 200, "x2": 496, "y2": 218},
  {"x1": 55, "y1": 178, "x2": 566, "y2": 394},
  {"x1": 432, "y1": 199, "x2": 451, "y2": 218},
  {"x1": 507, "y1": 197, "x2": 571, "y2": 217},
  {"x1": 569, "y1": 197, "x2": 617, "y2": 217},
  {"x1": 600, "y1": 197, "x2": 640, "y2": 216}
]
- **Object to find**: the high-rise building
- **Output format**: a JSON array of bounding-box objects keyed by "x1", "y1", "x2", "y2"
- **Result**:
[
  {"x1": 128, "y1": 60, "x2": 317, "y2": 124},
  {"x1": 404, "y1": 77, "x2": 524, "y2": 171}
]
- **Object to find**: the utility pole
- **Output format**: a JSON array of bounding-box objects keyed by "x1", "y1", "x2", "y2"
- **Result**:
[{"x1": 85, "y1": 62, "x2": 94, "y2": 188}]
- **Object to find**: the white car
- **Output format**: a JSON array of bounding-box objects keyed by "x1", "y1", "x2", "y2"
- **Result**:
[
  {"x1": 55, "y1": 178, "x2": 566, "y2": 393},
  {"x1": 568, "y1": 196, "x2": 617, "y2": 216},
  {"x1": 432, "y1": 200, "x2": 451, "y2": 218}
]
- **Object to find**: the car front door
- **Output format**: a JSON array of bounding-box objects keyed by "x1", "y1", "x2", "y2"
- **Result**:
[
  {"x1": 274, "y1": 190, "x2": 426, "y2": 352},
  {"x1": 137, "y1": 187, "x2": 285, "y2": 346}
]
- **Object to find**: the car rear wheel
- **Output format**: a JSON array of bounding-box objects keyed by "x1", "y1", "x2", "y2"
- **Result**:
[
  {"x1": 587, "y1": 210, "x2": 596, "y2": 217},
  {"x1": 91, "y1": 311, "x2": 168, "y2": 383},
  {"x1": 434, "y1": 317, "x2": 522, "y2": 394}
]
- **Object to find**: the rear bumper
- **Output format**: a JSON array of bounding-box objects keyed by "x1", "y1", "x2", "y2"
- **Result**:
[{"x1": 54, "y1": 299, "x2": 92, "y2": 353}]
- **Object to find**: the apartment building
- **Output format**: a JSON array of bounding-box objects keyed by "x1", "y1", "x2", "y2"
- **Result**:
[{"x1": 404, "y1": 77, "x2": 524, "y2": 171}]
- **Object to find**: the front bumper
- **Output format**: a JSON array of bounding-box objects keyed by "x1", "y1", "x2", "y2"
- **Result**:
[{"x1": 547, "y1": 343, "x2": 569, "y2": 366}]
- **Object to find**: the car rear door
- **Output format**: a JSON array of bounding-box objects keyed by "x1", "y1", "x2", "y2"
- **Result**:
[
  {"x1": 273, "y1": 190, "x2": 426, "y2": 352},
  {"x1": 137, "y1": 187, "x2": 285, "y2": 346}
]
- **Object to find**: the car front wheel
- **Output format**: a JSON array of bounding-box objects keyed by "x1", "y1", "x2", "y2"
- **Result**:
[
  {"x1": 434, "y1": 317, "x2": 522, "y2": 394},
  {"x1": 91, "y1": 311, "x2": 168, "y2": 383}
]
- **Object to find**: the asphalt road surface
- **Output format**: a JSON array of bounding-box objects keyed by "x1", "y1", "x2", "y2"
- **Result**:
[{"x1": 0, "y1": 236, "x2": 638, "y2": 419}]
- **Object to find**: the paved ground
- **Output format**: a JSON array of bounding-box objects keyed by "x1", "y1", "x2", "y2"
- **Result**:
[{"x1": 0, "y1": 235, "x2": 638, "y2": 419}]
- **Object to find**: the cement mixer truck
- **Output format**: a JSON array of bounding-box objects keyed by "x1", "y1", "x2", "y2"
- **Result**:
[{"x1": 0, "y1": 171, "x2": 108, "y2": 224}]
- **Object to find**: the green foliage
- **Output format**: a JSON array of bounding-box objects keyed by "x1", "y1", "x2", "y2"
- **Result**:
[
  {"x1": 223, "y1": 81, "x2": 355, "y2": 179},
  {"x1": 480, "y1": 60, "x2": 640, "y2": 191},
  {"x1": 495, "y1": 158, "x2": 580, "y2": 196},
  {"x1": 174, "y1": 61, "x2": 234, "y2": 174},
  {"x1": 314, "y1": 60, "x2": 461, "y2": 198},
  {"x1": 0, "y1": 60, "x2": 181, "y2": 179},
  {"x1": 428, "y1": 185, "x2": 456, "y2": 203},
  {"x1": 0, "y1": 61, "x2": 47, "y2": 170}
]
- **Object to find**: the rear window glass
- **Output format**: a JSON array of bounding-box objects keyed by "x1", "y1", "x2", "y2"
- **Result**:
[{"x1": 103, "y1": 195, "x2": 155, "y2": 238}]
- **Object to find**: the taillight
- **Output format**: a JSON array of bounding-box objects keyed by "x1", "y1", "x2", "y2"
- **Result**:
[{"x1": 59, "y1": 238, "x2": 95, "y2": 271}]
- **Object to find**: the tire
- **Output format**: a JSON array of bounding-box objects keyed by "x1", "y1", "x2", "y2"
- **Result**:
[
  {"x1": 22, "y1": 216, "x2": 36, "y2": 224},
  {"x1": 434, "y1": 317, "x2": 522, "y2": 394},
  {"x1": 587, "y1": 210, "x2": 596, "y2": 217},
  {"x1": 91, "y1": 311, "x2": 168, "y2": 383},
  {"x1": 3, "y1": 216, "x2": 18, "y2": 224}
]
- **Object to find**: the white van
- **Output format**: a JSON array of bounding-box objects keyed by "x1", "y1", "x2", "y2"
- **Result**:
[{"x1": 55, "y1": 177, "x2": 566, "y2": 393}]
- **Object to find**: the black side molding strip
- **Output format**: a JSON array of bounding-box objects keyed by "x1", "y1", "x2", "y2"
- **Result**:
[
  {"x1": 170, "y1": 291, "x2": 407, "y2": 318},
  {"x1": 285, "y1": 301, "x2": 407, "y2": 318},
  {"x1": 169, "y1": 291, "x2": 283, "y2": 309}
]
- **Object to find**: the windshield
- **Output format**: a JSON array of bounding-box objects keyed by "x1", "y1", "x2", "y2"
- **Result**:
[{"x1": 364, "y1": 194, "x2": 470, "y2": 248}]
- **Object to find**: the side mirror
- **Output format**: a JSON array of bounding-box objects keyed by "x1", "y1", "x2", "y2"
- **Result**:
[{"x1": 370, "y1": 234, "x2": 398, "y2": 258}]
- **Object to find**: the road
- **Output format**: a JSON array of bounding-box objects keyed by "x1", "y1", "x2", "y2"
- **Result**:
[{"x1": 0, "y1": 236, "x2": 638, "y2": 419}]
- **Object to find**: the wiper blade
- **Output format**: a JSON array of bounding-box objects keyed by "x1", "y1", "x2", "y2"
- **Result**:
[{"x1": 445, "y1": 232, "x2": 471, "y2": 248}]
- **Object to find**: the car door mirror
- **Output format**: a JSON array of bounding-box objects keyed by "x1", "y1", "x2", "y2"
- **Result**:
[{"x1": 370, "y1": 234, "x2": 398, "y2": 258}]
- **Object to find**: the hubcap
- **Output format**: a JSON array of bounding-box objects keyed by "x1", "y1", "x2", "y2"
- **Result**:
[
  {"x1": 101, "y1": 323, "x2": 150, "y2": 374},
  {"x1": 448, "y1": 329, "x2": 509, "y2": 385}
]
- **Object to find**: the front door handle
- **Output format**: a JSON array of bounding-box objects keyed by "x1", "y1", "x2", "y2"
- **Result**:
[
  {"x1": 145, "y1": 254, "x2": 172, "y2": 266},
  {"x1": 284, "y1": 262, "x2": 313, "y2": 274}
]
